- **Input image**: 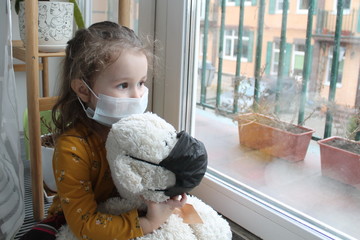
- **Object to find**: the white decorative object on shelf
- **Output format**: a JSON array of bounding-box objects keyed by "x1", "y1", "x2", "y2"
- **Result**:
[{"x1": 19, "y1": 1, "x2": 74, "y2": 52}]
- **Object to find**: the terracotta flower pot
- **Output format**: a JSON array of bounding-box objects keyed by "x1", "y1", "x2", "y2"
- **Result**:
[
  {"x1": 318, "y1": 136, "x2": 360, "y2": 188},
  {"x1": 237, "y1": 113, "x2": 315, "y2": 162}
]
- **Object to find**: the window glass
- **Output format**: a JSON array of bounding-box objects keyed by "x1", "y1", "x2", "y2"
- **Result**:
[
  {"x1": 298, "y1": 0, "x2": 310, "y2": 10},
  {"x1": 224, "y1": 29, "x2": 250, "y2": 60},
  {"x1": 326, "y1": 46, "x2": 345, "y2": 85},
  {"x1": 226, "y1": 0, "x2": 236, "y2": 6},
  {"x1": 276, "y1": 0, "x2": 284, "y2": 12},
  {"x1": 271, "y1": 42, "x2": 280, "y2": 74},
  {"x1": 196, "y1": 0, "x2": 360, "y2": 239},
  {"x1": 335, "y1": 0, "x2": 351, "y2": 10}
]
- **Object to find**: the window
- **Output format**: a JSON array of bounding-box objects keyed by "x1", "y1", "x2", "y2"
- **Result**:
[
  {"x1": 297, "y1": 0, "x2": 309, "y2": 13},
  {"x1": 228, "y1": 0, "x2": 255, "y2": 7},
  {"x1": 139, "y1": 1, "x2": 360, "y2": 239},
  {"x1": 325, "y1": 46, "x2": 345, "y2": 86},
  {"x1": 269, "y1": 0, "x2": 288, "y2": 14},
  {"x1": 275, "y1": 0, "x2": 284, "y2": 13},
  {"x1": 270, "y1": 42, "x2": 280, "y2": 74},
  {"x1": 226, "y1": 0, "x2": 236, "y2": 6},
  {"x1": 334, "y1": 0, "x2": 351, "y2": 14},
  {"x1": 292, "y1": 43, "x2": 305, "y2": 77},
  {"x1": 224, "y1": 29, "x2": 252, "y2": 61}
]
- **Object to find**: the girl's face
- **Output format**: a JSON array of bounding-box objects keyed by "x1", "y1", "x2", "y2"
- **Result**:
[{"x1": 89, "y1": 50, "x2": 148, "y2": 108}]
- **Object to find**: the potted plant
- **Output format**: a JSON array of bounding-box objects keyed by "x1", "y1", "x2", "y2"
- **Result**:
[
  {"x1": 237, "y1": 112, "x2": 315, "y2": 162},
  {"x1": 318, "y1": 112, "x2": 360, "y2": 188},
  {"x1": 13, "y1": 0, "x2": 85, "y2": 52},
  {"x1": 24, "y1": 110, "x2": 57, "y2": 202}
]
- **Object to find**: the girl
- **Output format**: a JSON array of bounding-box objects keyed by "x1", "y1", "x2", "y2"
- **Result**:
[{"x1": 21, "y1": 21, "x2": 186, "y2": 240}]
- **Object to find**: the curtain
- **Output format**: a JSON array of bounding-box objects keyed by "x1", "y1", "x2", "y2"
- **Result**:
[{"x1": 0, "y1": 0, "x2": 25, "y2": 239}]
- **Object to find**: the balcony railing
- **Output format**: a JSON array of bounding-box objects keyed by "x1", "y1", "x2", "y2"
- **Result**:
[
  {"x1": 198, "y1": 0, "x2": 360, "y2": 141},
  {"x1": 316, "y1": 9, "x2": 360, "y2": 36}
]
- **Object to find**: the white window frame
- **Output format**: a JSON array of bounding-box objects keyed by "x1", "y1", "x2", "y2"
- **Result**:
[
  {"x1": 137, "y1": 1, "x2": 355, "y2": 239},
  {"x1": 226, "y1": 0, "x2": 236, "y2": 6},
  {"x1": 244, "y1": 0, "x2": 254, "y2": 6},
  {"x1": 270, "y1": 42, "x2": 280, "y2": 75},
  {"x1": 275, "y1": 0, "x2": 284, "y2": 14},
  {"x1": 324, "y1": 46, "x2": 345, "y2": 88},
  {"x1": 223, "y1": 29, "x2": 249, "y2": 62},
  {"x1": 296, "y1": 0, "x2": 309, "y2": 14},
  {"x1": 226, "y1": 0, "x2": 253, "y2": 7},
  {"x1": 224, "y1": 29, "x2": 237, "y2": 60},
  {"x1": 333, "y1": 0, "x2": 351, "y2": 15},
  {"x1": 199, "y1": 32, "x2": 204, "y2": 57}
]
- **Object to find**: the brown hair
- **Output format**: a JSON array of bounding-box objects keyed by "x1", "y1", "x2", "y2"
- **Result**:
[{"x1": 52, "y1": 21, "x2": 153, "y2": 136}]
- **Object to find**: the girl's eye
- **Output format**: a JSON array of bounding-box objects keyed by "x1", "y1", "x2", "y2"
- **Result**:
[
  {"x1": 117, "y1": 83, "x2": 128, "y2": 89},
  {"x1": 138, "y1": 81, "x2": 145, "y2": 87}
]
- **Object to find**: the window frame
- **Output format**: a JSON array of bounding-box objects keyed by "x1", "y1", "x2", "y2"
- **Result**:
[
  {"x1": 223, "y1": 29, "x2": 250, "y2": 62},
  {"x1": 226, "y1": 0, "x2": 236, "y2": 7},
  {"x1": 324, "y1": 46, "x2": 345, "y2": 87},
  {"x1": 332, "y1": 0, "x2": 351, "y2": 15},
  {"x1": 296, "y1": 0, "x2": 309, "y2": 14},
  {"x1": 275, "y1": 0, "x2": 284, "y2": 14},
  {"x1": 270, "y1": 42, "x2": 280, "y2": 75},
  {"x1": 291, "y1": 43, "x2": 305, "y2": 77}
]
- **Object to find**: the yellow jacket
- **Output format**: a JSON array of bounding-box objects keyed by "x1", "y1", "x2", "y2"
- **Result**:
[{"x1": 47, "y1": 123, "x2": 143, "y2": 240}]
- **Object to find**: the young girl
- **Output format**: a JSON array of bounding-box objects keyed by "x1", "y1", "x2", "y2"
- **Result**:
[{"x1": 20, "y1": 21, "x2": 186, "y2": 240}]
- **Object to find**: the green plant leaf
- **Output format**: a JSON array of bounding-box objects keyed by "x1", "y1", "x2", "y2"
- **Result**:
[
  {"x1": 69, "y1": 0, "x2": 85, "y2": 29},
  {"x1": 15, "y1": 0, "x2": 23, "y2": 15}
]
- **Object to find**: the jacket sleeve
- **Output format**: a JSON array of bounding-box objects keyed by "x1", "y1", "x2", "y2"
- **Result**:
[{"x1": 53, "y1": 135, "x2": 144, "y2": 240}]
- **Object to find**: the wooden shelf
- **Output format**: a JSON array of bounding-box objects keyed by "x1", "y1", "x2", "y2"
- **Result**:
[
  {"x1": 12, "y1": 40, "x2": 65, "y2": 62},
  {"x1": 15, "y1": 0, "x2": 129, "y2": 221}
]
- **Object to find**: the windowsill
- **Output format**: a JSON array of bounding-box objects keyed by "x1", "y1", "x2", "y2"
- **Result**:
[
  {"x1": 324, "y1": 82, "x2": 342, "y2": 88},
  {"x1": 331, "y1": 10, "x2": 351, "y2": 15},
  {"x1": 296, "y1": 9, "x2": 308, "y2": 14},
  {"x1": 194, "y1": 108, "x2": 360, "y2": 239},
  {"x1": 223, "y1": 56, "x2": 248, "y2": 62}
]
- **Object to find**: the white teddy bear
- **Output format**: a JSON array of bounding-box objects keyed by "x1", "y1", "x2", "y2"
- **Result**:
[{"x1": 57, "y1": 112, "x2": 232, "y2": 240}]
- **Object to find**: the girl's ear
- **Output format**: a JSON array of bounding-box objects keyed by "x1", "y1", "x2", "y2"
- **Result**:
[{"x1": 71, "y1": 79, "x2": 91, "y2": 103}]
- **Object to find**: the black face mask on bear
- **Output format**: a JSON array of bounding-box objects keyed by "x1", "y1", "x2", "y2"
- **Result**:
[{"x1": 128, "y1": 131, "x2": 208, "y2": 197}]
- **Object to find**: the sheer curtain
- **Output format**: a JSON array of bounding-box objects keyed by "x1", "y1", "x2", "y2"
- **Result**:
[{"x1": 0, "y1": 0, "x2": 25, "y2": 239}]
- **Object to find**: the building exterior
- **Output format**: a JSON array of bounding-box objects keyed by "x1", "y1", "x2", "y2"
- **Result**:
[{"x1": 200, "y1": 0, "x2": 360, "y2": 108}]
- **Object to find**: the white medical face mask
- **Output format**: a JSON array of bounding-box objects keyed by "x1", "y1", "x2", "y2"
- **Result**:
[{"x1": 78, "y1": 80, "x2": 148, "y2": 126}]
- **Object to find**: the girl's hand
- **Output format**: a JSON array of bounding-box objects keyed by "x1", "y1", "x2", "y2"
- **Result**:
[{"x1": 139, "y1": 193, "x2": 187, "y2": 234}]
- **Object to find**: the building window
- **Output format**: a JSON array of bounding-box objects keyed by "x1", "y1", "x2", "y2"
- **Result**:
[
  {"x1": 270, "y1": 42, "x2": 280, "y2": 74},
  {"x1": 297, "y1": 0, "x2": 309, "y2": 13},
  {"x1": 334, "y1": 0, "x2": 351, "y2": 14},
  {"x1": 226, "y1": 0, "x2": 236, "y2": 6},
  {"x1": 292, "y1": 44, "x2": 305, "y2": 77},
  {"x1": 275, "y1": 0, "x2": 284, "y2": 13},
  {"x1": 224, "y1": 29, "x2": 252, "y2": 62},
  {"x1": 227, "y1": 0, "x2": 254, "y2": 6},
  {"x1": 326, "y1": 46, "x2": 345, "y2": 86}
]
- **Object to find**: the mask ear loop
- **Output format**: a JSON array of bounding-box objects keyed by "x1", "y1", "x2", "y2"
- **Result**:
[
  {"x1": 81, "y1": 79, "x2": 100, "y2": 99},
  {"x1": 76, "y1": 79, "x2": 98, "y2": 118}
]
